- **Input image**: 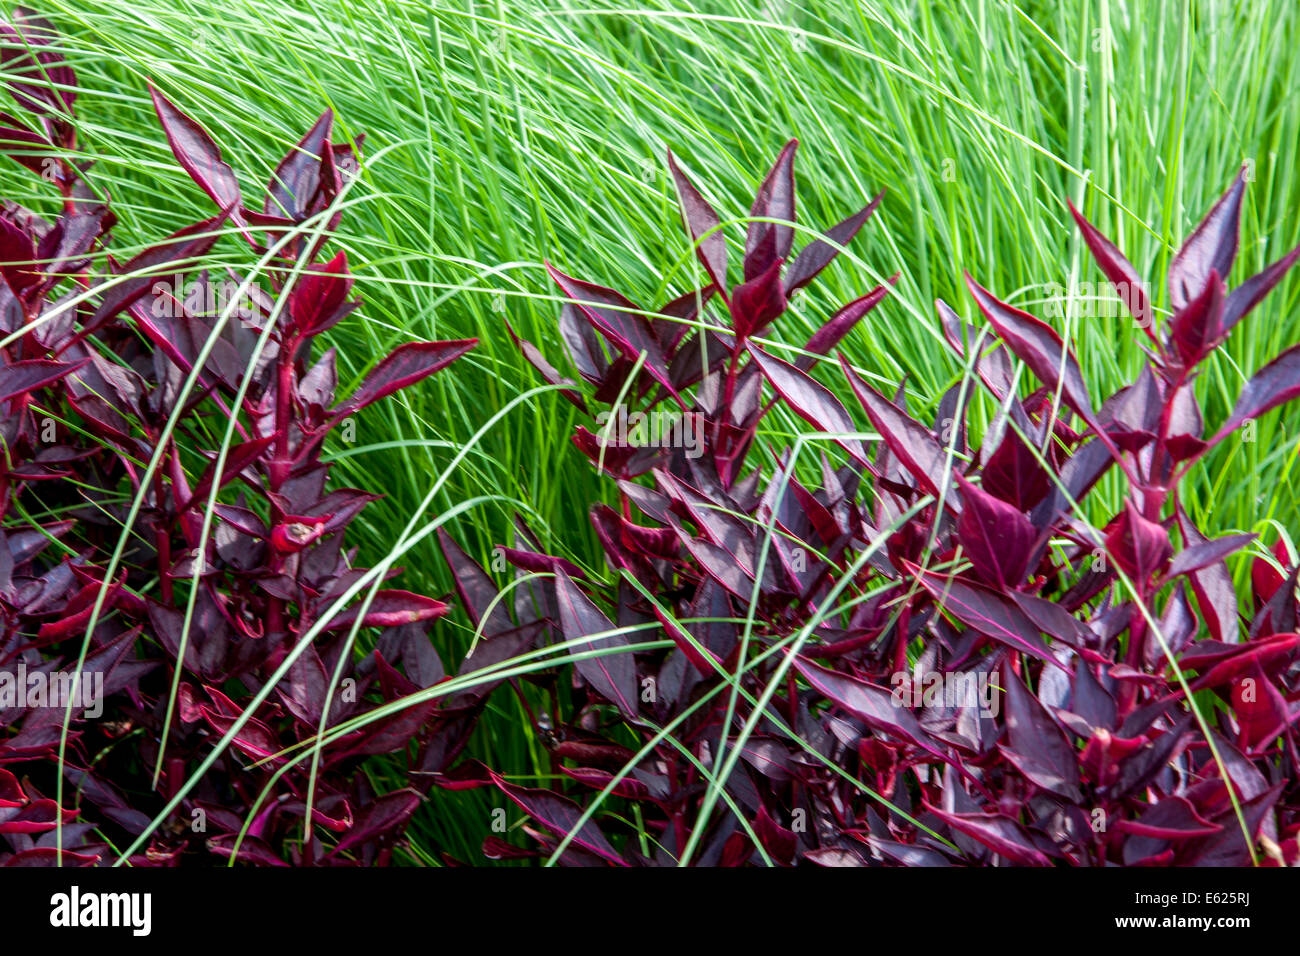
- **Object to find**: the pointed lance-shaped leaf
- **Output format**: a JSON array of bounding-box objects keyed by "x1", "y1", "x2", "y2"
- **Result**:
[
  {"x1": 545, "y1": 263, "x2": 677, "y2": 399},
  {"x1": 1168, "y1": 269, "x2": 1225, "y2": 367},
  {"x1": 1104, "y1": 500, "x2": 1172, "y2": 582},
  {"x1": 436, "y1": 530, "x2": 515, "y2": 637},
  {"x1": 1000, "y1": 666, "x2": 1082, "y2": 800},
  {"x1": 180, "y1": 435, "x2": 275, "y2": 513},
  {"x1": 788, "y1": 652, "x2": 946, "y2": 759},
  {"x1": 321, "y1": 590, "x2": 450, "y2": 632},
  {"x1": 488, "y1": 770, "x2": 624, "y2": 865},
  {"x1": 288, "y1": 250, "x2": 354, "y2": 333},
  {"x1": 553, "y1": 570, "x2": 639, "y2": 719},
  {"x1": 1176, "y1": 502, "x2": 1239, "y2": 644},
  {"x1": 149, "y1": 84, "x2": 247, "y2": 233},
  {"x1": 1169, "y1": 167, "x2": 1247, "y2": 312},
  {"x1": 328, "y1": 789, "x2": 422, "y2": 858},
  {"x1": 1210, "y1": 343, "x2": 1300, "y2": 445},
  {"x1": 265, "y1": 109, "x2": 333, "y2": 220},
  {"x1": 840, "y1": 354, "x2": 948, "y2": 498},
  {"x1": 746, "y1": 345, "x2": 870, "y2": 466},
  {"x1": 667, "y1": 149, "x2": 728, "y2": 298},
  {"x1": 923, "y1": 803, "x2": 1052, "y2": 866},
  {"x1": 0, "y1": 357, "x2": 90, "y2": 403},
  {"x1": 784, "y1": 190, "x2": 884, "y2": 295},
  {"x1": 90, "y1": 207, "x2": 234, "y2": 328},
  {"x1": 964, "y1": 272, "x2": 1097, "y2": 426},
  {"x1": 729, "y1": 256, "x2": 786, "y2": 339},
  {"x1": 744, "y1": 138, "x2": 797, "y2": 281},
  {"x1": 906, "y1": 561, "x2": 1066, "y2": 668},
  {"x1": 1067, "y1": 197, "x2": 1154, "y2": 338},
  {"x1": 330, "y1": 339, "x2": 476, "y2": 419},
  {"x1": 796, "y1": 278, "x2": 894, "y2": 370},
  {"x1": 1166, "y1": 532, "x2": 1256, "y2": 581},
  {"x1": 1223, "y1": 244, "x2": 1300, "y2": 332},
  {"x1": 954, "y1": 475, "x2": 1035, "y2": 590},
  {"x1": 502, "y1": 317, "x2": 587, "y2": 412}
]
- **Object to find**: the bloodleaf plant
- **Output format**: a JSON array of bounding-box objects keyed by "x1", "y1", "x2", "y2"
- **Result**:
[
  {"x1": 1, "y1": 12, "x2": 480, "y2": 865},
  {"x1": 453, "y1": 144, "x2": 1300, "y2": 866}
]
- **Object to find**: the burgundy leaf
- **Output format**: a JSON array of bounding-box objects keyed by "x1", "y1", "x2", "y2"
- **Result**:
[
  {"x1": 667, "y1": 150, "x2": 728, "y2": 297},
  {"x1": 265, "y1": 110, "x2": 332, "y2": 220},
  {"x1": 965, "y1": 272, "x2": 1096, "y2": 424},
  {"x1": 545, "y1": 263, "x2": 676, "y2": 396},
  {"x1": 784, "y1": 191, "x2": 883, "y2": 294},
  {"x1": 908, "y1": 563, "x2": 1064, "y2": 667},
  {"x1": 90, "y1": 209, "x2": 233, "y2": 327},
  {"x1": 841, "y1": 355, "x2": 946, "y2": 496},
  {"x1": 289, "y1": 250, "x2": 353, "y2": 333},
  {"x1": 747, "y1": 345, "x2": 870, "y2": 465},
  {"x1": 797, "y1": 280, "x2": 893, "y2": 370},
  {"x1": 1166, "y1": 532, "x2": 1255, "y2": 581},
  {"x1": 729, "y1": 256, "x2": 786, "y2": 338},
  {"x1": 1211, "y1": 343, "x2": 1300, "y2": 444},
  {"x1": 1223, "y1": 244, "x2": 1300, "y2": 331},
  {"x1": 149, "y1": 84, "x2": 245, "y2": 229},
  {"x1": 744, "y1": 138, "x2": 796, "y2": 281},
  {"x1": 181, "y1": 435, "x2": 275, "y2": 512},
  {"x1": 954, "y1": 475, "x2": 1035, "y2": 589},
  {"x1": 1176, "y1": 503, "x2": 1239, "y2": 643},
  {"x1": 1104, "y1": 500, "x2": 1172, "y2": 582},
  {"x1": 1168, "y1": 269, "x2": 1225, "y2": 366},
  {"x1": 436, "y1": 530, "x2": 513, "y2": 637},
  {"x1": 553, "y1": 570, "x2": 639, "y2": 719},
  {"x1": 924, "y1": 803, "x2": 1052, "y2": 866},
  {"x1": 789, "y1": 653, "x2": 945, "y2": 758},
  {"x1": 328, "y1": 789, "x2": 422, "y2": 858},
  {"x1": 1169, "y1": 167, "x2": 1246, "y2": 311},
  {"x1": 332, "y1": 339, "x2": 476, "y2": 418},
  {"x1": 999, "y1": 668, "x2": 1082, "y2": 800},
  {"x1": 321, "y1": 590, "x2": 450, "y2": 631},
  {"x1": 0, "y1": 357, "x2": 89, "y2": 402},
  {"x1": 1067, "y1": 198, "x2": 1153, "y2": 334},
  {"x1": 489, "y1": 770, "x2": 624, "y2": 866}
]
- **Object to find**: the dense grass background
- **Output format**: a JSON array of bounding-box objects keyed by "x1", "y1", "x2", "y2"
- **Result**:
[{"x1": 6, "y1": 0, "x2": 1298, "y2": 862}]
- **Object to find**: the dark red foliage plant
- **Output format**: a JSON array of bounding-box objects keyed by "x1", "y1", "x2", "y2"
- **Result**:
[
  {"x1": 462, "y1": 139, "x2": 1300, "y2": 866},
  {"x1": 0, "y1": 10, "x2": 480, "y2": 865}
]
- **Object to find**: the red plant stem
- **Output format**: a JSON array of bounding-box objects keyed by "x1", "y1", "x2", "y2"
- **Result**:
[
  {"x1": 266, "y1": 333, "x2": 296, "y2": 643},
  {"x1": 1120, "y1": 364, "x2": 1187, "y2": 716},
  {"x1": 155, "y1": 469, "x2": 173, "y2": 603}
]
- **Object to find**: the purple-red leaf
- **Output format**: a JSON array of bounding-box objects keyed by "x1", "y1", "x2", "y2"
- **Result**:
[
  {"x1": 954, "y1": 475, "x2": 1035, "y2": 589},
  {"x1": 545, "y1": 263, "x2": 677, "y2": 397},
  {"x1": 1169, "y1": 168, "x2": 1246, "y2": 311},
  {"x1": 965, "y1": 272, "x2": 1096, "y2": 424},
  {"x1": 667, "y1": 150, "x2": 728, "y2": 297},
  {"x1": 149, "y1": 84, "x2": 245, "y2": 229},
  {"x1": 1223, "y1": 244, "x2": 1300, "y2": 331},
  {"x1": 841, "y1": 355, "x2": 947, "y2": 497},
  {"x1": 321, "y1": 590, "x2": 450, "y2": 632},
  {"x1": 908, "y1": 562, "x2": 1064, "y2": 668},
  {"x1": 1067, "y1": 198, "x2": 1153, "y2": 335},
  {"x1": 744, "y1": 139, "x2": 796, "y2": 281},
  {"x1": 1176, "y1": 503, "x2": 1240, "y2": 644},
  {"x1": 1000, "y1": 668, "x2": 1082, "y2": 800},
  {"x1": 784, "y1": 191, "x2": 883, "y2": 294},
  {"x1": 0, "y1": 357, "x2": 89, "y2": 402},
  {"x1": 1211, "y1": 343, "x2": 1300, "y2": 444},
  {"x1": 553, "y1": 570, "x2": 639, "y2": 719},
  {"x1": 797, "y1": 280, "x2": 893, "y2": 370},
  {"x1": 747, "y1": 345, "x2": 869, "y2": 466},
  {"x1": 489, "y1": 771, "x2": 624, "y2": 866},
  {"x1": 332, "y1": 339, "x2": 475, "y2": 418},
  {"x1": 729, "y1": 256, "x2": 786, "y2": 338}
]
